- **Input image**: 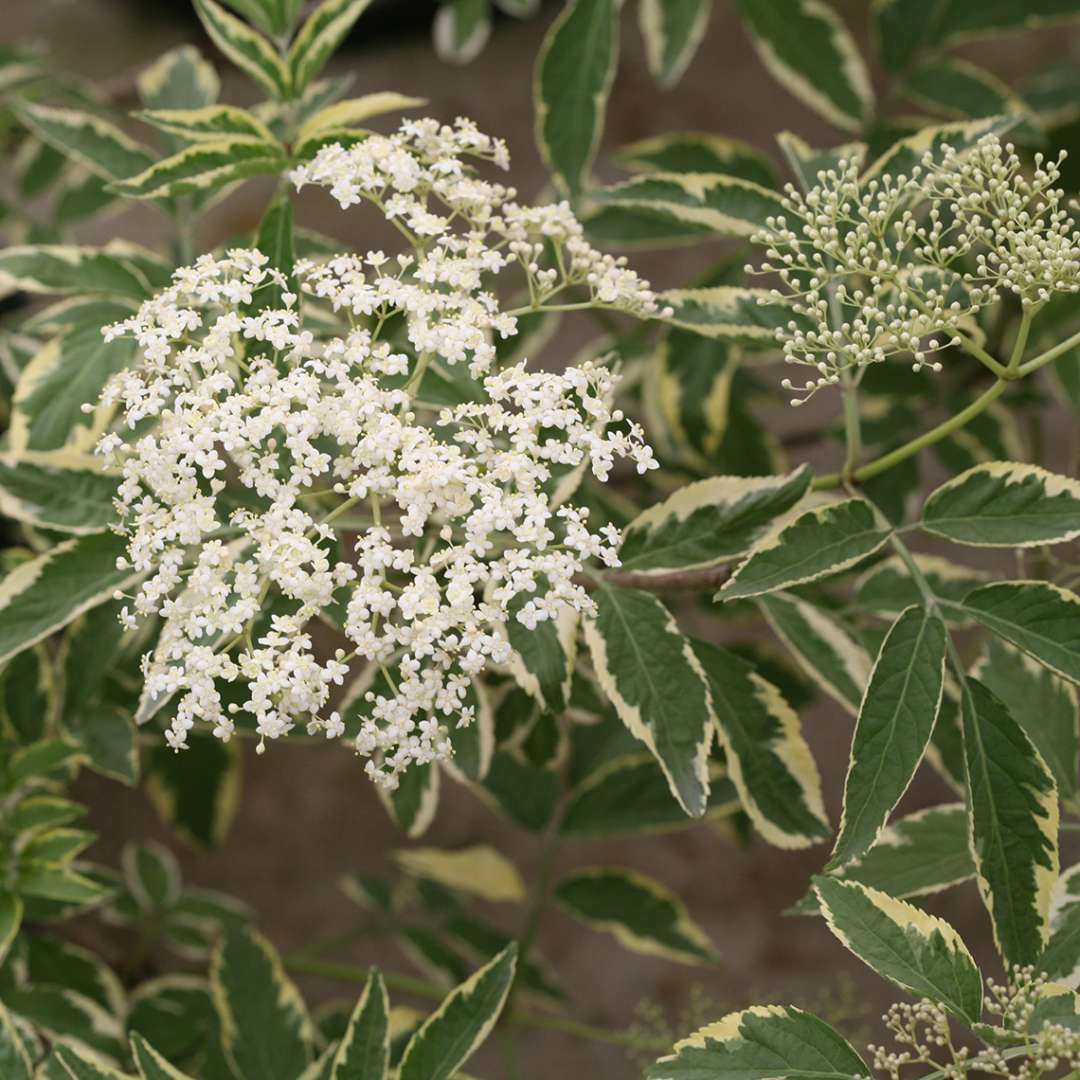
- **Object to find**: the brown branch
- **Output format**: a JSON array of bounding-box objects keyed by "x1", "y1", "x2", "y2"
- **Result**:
[{"x1": 576, "y1": 564, "x2": 732, "y2": 594}]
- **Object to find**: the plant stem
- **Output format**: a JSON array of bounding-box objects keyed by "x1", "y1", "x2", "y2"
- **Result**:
[
  {"x1": 814, "y1": 378, "x2": 1008, "y2": 490},
  {"x1": 1018, "y1": 326, "x2": 1080, "y2": 377},
  {"x1": 1007, "y1": 306, "x2": 1035, "y2": 374},
  {"x1": 838, "y1": 368, "x2": 862, "y2": 482},
  {"x1": 284, "y1": 955, "x2": 443, "y2": 1000}
]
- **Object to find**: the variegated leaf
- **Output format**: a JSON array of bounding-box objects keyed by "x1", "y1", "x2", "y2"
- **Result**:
[
  {"x1": 816, "y1": 877, "x2": 982, "y2": 1023},
  {"x1": 694, "y1": 640, "x2": 828, "y2": 848},
  {"x1": 193, "y1": 0, "x2": 291, "y2": 98},
  {"x1": 720, "y1": 498, "x2": 891, "y2": 601},
  {"x1": 648, "y1": 1005, "x2": 868, "y2": 1080},
  {"x1": 433, "y1": 0, "x2": 492, "y2": 64},
  {"x1": 556, "y1": 867, "x2": 716, "y2": 964},
  {"x1": 962, "y1": 676, "x2": 1059, "y2": 967},
  {"x1": 830, "y1": 607, "x2": 947, "y2": 868},
  {"x1": 534, "y1": 0, "x2": 622, "y2": 196},
  {"x1": 658, "y1": 286, "x2": 809, "y2": 343},
  {"x1": 639, "y1": 0, "x2": 713, "y2": 88},
  {"x1": 331, "y1": 970, "x2": 388, "y2": 1080},
  {"x1": 583, "y1": 585, "x2": 713, "y2": 816},
  {"x1": 138, "y1": 105, "x2": 276, "y2": 144},
  {"x1": 735, "y1": 0, "x2": 873, "y2": 133},
  {"x1": 618, "y1": 466, "x2": 811, "y2": 576},
  {"x1": 112, "y1": 139, "x2": 286, "y2": 200},
  {"x1": 759, "y1": 592, "x2": 872, "y2": 714},
  {"x1": 397, "y1": 945, "x2": 516, "y2": 1080},
  {"x1": 290, "y1": 0, "x2": 375, "y2": 93},
  {"x1": 0, "y1": 454, "x2": 117, "y2": 534},
  {"x1": 591, "y1": 172, "x2": 785, "y2": 238},
  {"x1": 615, "y1": 131, "x2": 776, "y2": 185},
  {"x1": 922, "y1": 462, "x2": 1080, "y2": 547},
  {"x1": 295, "y1": 93, "x2": 426, "y2": 147}
]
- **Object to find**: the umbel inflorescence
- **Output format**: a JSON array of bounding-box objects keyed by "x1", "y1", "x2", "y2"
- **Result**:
[
  {"x1": 751, "y1": 133, "x2": 1080, "y2": 404},
  {"x1": 93, "y1": 116, "x2": 664, "y2": 788}
]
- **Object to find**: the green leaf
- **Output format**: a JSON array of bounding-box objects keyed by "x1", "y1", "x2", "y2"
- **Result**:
[
  {"x1": 20, "y1": 826, "x2": 95, "y2": 866},
  {"x1": 289, "y1": 0, "x2": 375, "y2": 93},
  {"x1": 10, "y1": 795, "x2": 85, "y2": 833},
  {"x1": 863, "y1": 115, "x2": 1017, "y2": 182},
  {"x1": 1040, "y1": 862, "x2": 1080, "y2": 987},
  {"x1": 720, "y1": 499, "x2": 891, "y2": 601},
  {"x1": 694, "y1": 640, "x2": 829, "y2": 849},
  {"x1": 505, "y1": 587, "x2": 576, "y2": 714},
  {"x1": 922, "y1": 462, "x2": 1080, "y2": 547},
  {"x1": 17, "y1": 102, "x2": 153, "y2": 184},
  {"x1": 12, "y1": 327, "x2": 138, "y2": 454},
  {"x1": 583, "y1": 585, "x2": 713, "y2": 816},
  {"x1": 562, "y1": 753, "x2": 737, "y2": 836},
  {"x1": 397, "y1": 944, "x2": 517, "y2": 1080},
  {"x1": 615, "y1": 132, "x2": 776, "y2": 185},
  {"x1": 735, "y1": 0, "x2": 873, "y2": 132},
  {"x1": 906, "y1": 58, "x2": 1037, "y2": 138},
  {"x1": 639, "y1": 0, "x2": 712, "y2": 88},
  {"x1": 65, "y1": 703, "x2": 138, "y2": 786},
  {"x1": 974, "y1": 638, "x2": 1079, "y2": 807},
  {"x1": 51, "y1": 1045, "x2": 128, "y2": 1080},
  {"x1": 591, "y1": 173, "x2": 785, "y2": 238},
  {"x1": 619, "y1": 467, "x2": 811, "y2": 576},
  {"x1": 1, "y1": 643, "x2": 58, "y2": 744},
  {"x1": 131, "y1": 1032, "x2": 196, "y2": 1079},
  {"x1": 0, "y1": 455, "x2": 117, "y2": 535},
  {"x1": 0, "y1": 246, "x2": 150, "y2": 300},
  {"x1": 534, "y1": 0, "x2": 621, "y2": 196},
  {"x1": 962, "y1": 677, "x2": 1059, "y2": 967},
  {"x1": 137, "y1": 45, "x2": 221, "y2": 111},
  {"x1": 138, "y1": 105, "x2": 276, "y2": 144},
  {"x1": 936, "y1": 0, "x2": 1080, "y2": 42},
  {"x1": 6, "y1": 737, "x2": 82, "y2": 788},
  {"x1": 830, "y1": 607, "x2": 947, "y2": 868},
  {"x1": 791, "y1": 804, "x2": 974, "y2": 915},
  {"x1": 331, "y1": 970, "x2": 388, "y2": 1080},
  {"x1": 443, "y1": 917, "x2": 563, "y2": 1005},
  {"x1": 146, "y1": 732, "x2": 241, "y2": 849},
  {"x1": 556, "y1": 867, "x2": 715, "y2": 964},
  {"x1": 871, "y1": 0, "x2": 940, "y2": 72},
  {"x1": 112, "y1": 139, "x2": 286, "y2": 200},
  {"x1": 433, "y1": 0, "x2": 492, "y2": 64},
  {"x1": 16, "y1": 864, "x2": 111, "y2": 905},
  {"x1": 647, "y1": 1004, "x2": 868, "y2": 1080},
  {"x1": 658, "y1": 286, "x2": 809, "y2": 343},
  {"x1": 855, "y1": 554, "x2": 990, "y2": 617},
  {"x1": 193, "y1": 0, "x2": 291, "y2": 98},
  {"x1": 956, "y1": 581, "x2": 1080, "y2": 684},
  {"x1": 479, "y1": 751, "x2": 558, "y2": 832},
  {"x1": 25, "y1": 934, "x2": 124, "y2": 1015},
  {"x1": 127, "y1": 975, "x2": 216, "y2": 1065},
  {"x1": 5, "y1": 986, "x2": 123, "y2": 1059},
  {"x1": 394, "y1": 845, "x2": 525, "y2": 904},
  {"x1": 758, "y1": 593, "x2": 872, "y2": 715},
  {"x1": 294, "y1": 92, "x2": 426, "y2": 148},
  {"x1": 0, "y1": 533, "x2": 135, "y2": 667},
  {"x1": 0, "y1": 1001, "x2": 32, "y2": 1080},
  {"x1": 212, "y1": 925, "x2": 314, "y2": 1080},
  {"x1": 124, "y1": 841, "x2": 182, "y2": 912},
  {"x1": 0, "y1": 893, "x2": 23, "y2": 966},
  {"x1": 815, "y1": 876, "x2": 982, "y2": 1023},
  {"x1": 377, "y1": 759, "x2": 439, "y2": 838}
]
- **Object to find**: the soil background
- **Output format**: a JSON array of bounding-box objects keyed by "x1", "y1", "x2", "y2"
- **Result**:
[{"x1": 5, "y1": 2, "x2": 1080, "y2": 1076}]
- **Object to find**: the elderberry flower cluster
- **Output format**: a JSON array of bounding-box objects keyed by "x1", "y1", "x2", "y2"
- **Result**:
[
  {"x1": 869, "y1": 968, "x2": 1080, "y2": 1080},
  {"x1": 93, "y1": 117, "x2": 663, "y2": 788},
  {"x1": 750, "y1": 134, "x2": 1080, "y2": 404}
]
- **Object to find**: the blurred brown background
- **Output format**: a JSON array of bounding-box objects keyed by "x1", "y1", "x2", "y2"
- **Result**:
[{"x1": 6, "y1": 1, "x2": 1080, "y2": 1076}]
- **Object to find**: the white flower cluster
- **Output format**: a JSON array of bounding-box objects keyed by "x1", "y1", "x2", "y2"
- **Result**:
[
  {"x1": 94, "y1": 117, "x2": 662, "y2": 789},
  {"x1": 292, "y1": 117, "x2": 670, "y2": 322},
  {"x1": 751, "y1": 134, "x2": 1080, "y2": 404},
  {"x1": 870, "y1": 968, "x2": 1080, "y2": 1080}
]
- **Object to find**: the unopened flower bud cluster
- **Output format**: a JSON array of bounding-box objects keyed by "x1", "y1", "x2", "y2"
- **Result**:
[
  {"x1": 751, "y1": 134, "x2": 1080, "y2": 403},
  {"x1": 94, "y1": 116, "x2": 661, "y2": 788},
  {"x1": 869, "y1": 967, "x2": 1080, "y2": 1080}
]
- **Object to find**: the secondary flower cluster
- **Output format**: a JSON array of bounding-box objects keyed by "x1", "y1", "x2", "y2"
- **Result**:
[
  {"x1": 292, "y1": 116, "x2": 670, "y2": 322},
  {"x1": 869, "y1": 969, "x2": 1080, "y2": 1080},
  {"x1": 94, "y1": 118, "x2": 661, "y2": 788},
  {"x1": 751, "y1": 134, "x2": 1080, "y2": 403}
]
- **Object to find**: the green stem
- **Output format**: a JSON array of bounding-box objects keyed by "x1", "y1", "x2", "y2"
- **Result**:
[
  {"x1": 1018, "y1": 326, "x2": 1080, "y2": 377},
  {"x1": 952, "y1": 329, "x2": 1011, "y2": 379},
  {"x1": 839, "y1": 368, "x2": 862, "y2": 482},
  {"x1": 814, "y1": 378, "x2": 1008, "y2": 490},
  {"x1": 1007, "y1": 306, "x2": 1035, "y2": 374},
  {"x1": 284, "y1": 955, "x2": 442, "y2": 1001}
]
